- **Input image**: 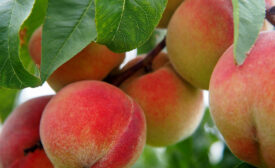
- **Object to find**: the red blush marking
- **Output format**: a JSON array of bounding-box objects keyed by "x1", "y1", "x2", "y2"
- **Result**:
[{"x1": 92, "y1": 102, "x2": 146, "y2": 168}]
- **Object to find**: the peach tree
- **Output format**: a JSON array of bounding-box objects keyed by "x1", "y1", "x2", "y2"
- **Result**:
[{"x1": 0, "y1": 0, "x2": 274, "y2": 167}]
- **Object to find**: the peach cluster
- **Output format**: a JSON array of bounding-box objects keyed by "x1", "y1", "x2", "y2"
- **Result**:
[
  {"x1": 0, "y1": 23, "x2": 207, "y2": 167},
  {"x1": 161, "y1": 0, "x2": 275, "y2": 167},
  {"x1": 166, "y1": 0, "x2": 274, "y2": 90},
  {"x1": 1, "y1": 0, "x2": 273, "y2": 166}
]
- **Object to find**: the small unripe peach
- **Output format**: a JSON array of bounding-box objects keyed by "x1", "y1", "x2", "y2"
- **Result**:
[{"x1": 40, "y1": 81, "x2": 146, "y2": 168}]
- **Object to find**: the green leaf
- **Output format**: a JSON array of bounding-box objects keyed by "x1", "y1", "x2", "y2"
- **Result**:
[
  {"x1": 0, "y1": 0, "x2": 41, "y2": 89},
  {"x1": 137, "y1": 29, "x2": 166, "y2": 55},
  {"x1": 0, "y1": 87, "x2": 19, "y2": 123},
  {"x1": 95, "y1": 0, "x2": 167, "y2": 52},
  {"x1": 20, "y1": 0, "x2": 48, "y2": 75},
  {"x1": 232, "y1": 0, "x2": 265, "y2": 65},
  {"x1": 132, "y1": 146, "x2": 166, "y2": 168},
  {"x1": 40, "y1": 0, "x2": 97, "y2": 82},
  {"x1": 218, "y1": 147, "x2": 242, "y2": 168},
  {"x1": 234, "y1": 162, "x2": 256, "y2": 168}
]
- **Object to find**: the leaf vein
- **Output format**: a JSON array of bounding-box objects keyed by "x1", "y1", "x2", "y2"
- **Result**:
[
  {"x1": 111, "y1": 0, "x2": 126, "y2": 42},
  {"x1": 43, "y1": 0, "x2": 94, "y2": 79}
]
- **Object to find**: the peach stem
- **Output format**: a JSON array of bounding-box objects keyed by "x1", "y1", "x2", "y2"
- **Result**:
[
  {"x1": 266, "y1": 6, "x2": 275, "y2": 26},
  {"x1": 105, "y1": 37, "x2": 166, "y2": 86},
  {"x1": 24, "y1": 141, "x2": 43, "y2": 155}
]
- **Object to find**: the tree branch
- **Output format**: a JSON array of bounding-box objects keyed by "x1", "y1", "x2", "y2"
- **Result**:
[
  {"x1": 105, "y1": 37, "x2": 166, "y2": 86},
  {"x1": 24, "y1": 140, "x2": 43, "y2": 155},
  {"x1": 266, "y1": 6, "x2": 275, "y2": 26}
]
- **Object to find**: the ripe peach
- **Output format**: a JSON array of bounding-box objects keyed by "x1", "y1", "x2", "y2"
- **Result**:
[
  {"x1": 120, "y1": 53, "x2": 204, "y2": 147},
  {"x1": 0, "y1": 96, "x2": 53, "y2": 168},
  {"x1": 167, "y1": 0, "x2": 273, "y2": 90},
  {"x1": 9, "y1": 150, "x2": 53, "y2": 168},
  {"x1": 266, "y1": 0, "x2": 275, "y2": 8},
  {"x1": 40, "y1": 81, "x2": 146, "y2": 168},
  {"x1": 29, "y1": 27, "x2": 125, "y2": 91},
  {"x1": 157, "y1": 0, "x2": 184, "y2": 28},
  {"x1": 209, "y1": 31, "x2": 275, "y2": 167}
]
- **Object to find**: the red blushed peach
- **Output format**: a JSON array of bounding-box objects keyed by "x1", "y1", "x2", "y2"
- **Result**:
[
  {"x1": 29, "y1": 27, "x2": 125, "y2": 91},
  {"x1": 40, "y1": 81, "x2": 146, "y2": 168},
  {"x1": 265, "y1": 0, "x2": 274, "y2": 8},
  {"x1": 209, "y1": 31, "x2": 275, "y2": 167},
  {"x1": 166, "y1": 0, "x2": 273, "y2": 90},
  {"x1": 120, "y1": 53, "x2": 204, "y2": 147},
  {"x1": 0, "y1": 96, "x2": 53, "y2": 168},
  {"x1": 9, "y1": 150, "x2": 53, "y2": 168}
]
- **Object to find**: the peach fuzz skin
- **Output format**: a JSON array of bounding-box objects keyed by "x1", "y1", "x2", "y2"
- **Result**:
[
  {"x1": 157, "y1": 0, "x2": 184, "y2": 28},
  {"x1": 0, "y1": 96, "x2": 53, "y2": 168},
  {"x1": 166, "y1": 0, "x2": 273, "y2": 90},
  {"x1": 209, "y1": 32, "x2": 275, "y2": 167},
  {"x1": 40, "y1": 81, "x2": 146, "y2": 168},
  {"x1": 29, "y1": 27, "x2": 125, "y2": 91},
  {"x1": 120, "y1": 53, "x2": 204, "y2": 147}
]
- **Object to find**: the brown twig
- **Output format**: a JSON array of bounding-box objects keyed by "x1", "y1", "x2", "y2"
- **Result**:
[
  {"x1": 105, "y1": 37, "x2": 166, "y2": 86},
  {"x1": 266, "y1": 6, "x2": 275, "y2": 26},
  {"x1": 24, "y1": 140, "x2": 43, "y2": 155}
]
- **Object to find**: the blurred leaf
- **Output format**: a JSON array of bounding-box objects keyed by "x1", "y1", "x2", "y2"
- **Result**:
[
  {"x1": 216, "y1": 147, "x2": 241, "y2": 168},
  {"x1": 0, "y1": 0, "x2": 41, "y2": 89},
  {"x1": 234, "y1": 162, "x2": 256, "y2": 168},
  {"x1": 164, "y1": 109, "x2": 241, "y2": 167},
  {"x1": 40, "y1": 0, "x2": 97, "y2": 82},
  {"x1": 137, "y1": 29, "x2": 166, "y2": 55},
  {"x1": 20, "y1": 0, "x2": 48, "y2": 75},
  {"x1": 0, "y1": 87, "x2": 19, "y2": 122},
  {"x1": 133, "y1": 146, "x2": 166, "y2": 168},
  {"x1": 232, "y1": 0, "x2": 265, "y2": 65},
  {"x1": 95, "y1": 0, "x2": 167, "y2": 52}
]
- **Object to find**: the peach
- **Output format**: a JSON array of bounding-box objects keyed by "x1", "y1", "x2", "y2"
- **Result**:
[
  {"x1": 120, "y1": 53, "x2": 204, "y2": 147},
  {"x1": 0, "y1": 96, "x2": 53, "y2": 168},
  {"x1": 266, "y1": 0, "x2": 275, "y2": 8},
  {"x1": 29, "y1": 27, "x2": 125, "y2": 91},
  {"x1": 209, "y1": 31, "x2": 275, "y2": 167},
  {"x1": 40, "y1": 81, "x2": 146, "y2": 168},
  {"x1": 9, "y1": 150, "x2": 53, "y2": 168},
  {"x1": 166, "y1": 0, "x2": 273, "y2": 90},
  {"x1": 157, "y1": 0, "x2": 184, "y2": 28}
]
